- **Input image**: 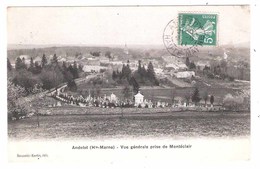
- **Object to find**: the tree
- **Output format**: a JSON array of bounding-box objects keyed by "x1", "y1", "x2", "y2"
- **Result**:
[
  {"x1": 171, "y1": 89, "x2": 176, "y2": 105},
  {"x1": 189, "y1": 62, "x2": 196, "y2": 69},
  {"x1": 223, "y1": 94, "x2": 244, "y2": 110},
  {"x1": 191, "y1": 87, "x2": 201, "y2": 105},
  {"x1": 33, "y1": 61, "x2": 42, "y2": 74},
  {"x1": 122, "y1": 84, "x2": 132, "y2": 101},
  {"x1": 147, "y1": 61, "x2": 155, "y2": 80},
  {"x1": 73, "y1": 61, "x2": 79, "y2": 78},
  {"x1": 68, "y1": 64, "x2": 78, "y2": 79},
  {"x1": 220, "y1": 59, "x2": 228, "y2": 73},
  {"x1": 41, "y1": 54, "x2": 47, "y2": 67},
  {"x1": 95, "y1": 86, "x2": 101, "y2": 97},
  {"x1": 67, "y1": 79, "x2": 77, "y2": 92},
  {"x1": 15, "y1": 57, "x2": 26, "y2": 70},
  {"x1": 12, "y1": 70, "x2": 40, "y2": 94},
  {"x1": 105, "y1": 51, "x2": 112, "y2": 59},
  {"x1": 129, "y1": 76, "x2": 139, "y2": 94},
  {"x1": 184, "y1": 93, "x2": 190, "y2": 106},
  {"x1": 210, "y1": 95, "x2": 214, "y2": 106},
  {"x1": 202, "y1": 91, "x2": 209, "y2": 106},
  {"x1": 7, "y1": 58, "x2": 12, "y2": 71},
  {"x1": 28, "y1": 57, "x2": 34, "y2": 72},
  {"x1": 7, "y1": 80, "x2": 27, "y2": 119},
  {"x1": 51, "y1": 54, "x2": 58, "y2": 65},
  {"x1": 112, "y1": 70, "x2": 117, "y2": 80},
  {"x1": 90, "y1": 51, "x2": 100, "y2": 57},
  {"x1": 62, "y1": 61, "x2": 67, "y2": 71},
  {"x1": 138, "y1": 60, "x2": 142, "y2": 74},
  {"x1": 78, "y1": 64, "x2": 83, "y2": 72},
  {"x1": 40, "y1": 67, "x2": 64, "y2": 90},
  {"x1": 185, "y1": 57, "x2": 190, "y2": 67}
]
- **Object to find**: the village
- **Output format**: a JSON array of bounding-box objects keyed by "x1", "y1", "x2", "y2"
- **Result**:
[{"x1": 7, "y1": 42, "x2": 251, "y2": 119}]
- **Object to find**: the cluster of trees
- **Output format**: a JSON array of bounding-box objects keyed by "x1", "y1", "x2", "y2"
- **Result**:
[
  {"x1": 203, "y1": 60, "x2": 235, "y2": 81},
  {"x1": 222, "y1": 93, "x2": 247, "y2": 111},
  {"x1": 112, "y1": 60, "x2": 159, "y2": 94},
  {"x1": 112, "y1": 61, "x2": 140, "y2": 93},
  {"x1": 134, "y1": 60, "x2": 159, "y2": 86},
  {"x1": 185, "y1": 57, "x2": 249, "y2": 81},
  {"x1": 7, "y1": 80, "x2": 29, "y2": 119},
  {"x1": 90, "y1": 51, "x2": 101, "y2": 57},
  {"x1": 182, "y1": 87, "x2": 215, "y2": 106},
  {"x1": 7, "y1": 54, "x2": 83, "y2": 95}
]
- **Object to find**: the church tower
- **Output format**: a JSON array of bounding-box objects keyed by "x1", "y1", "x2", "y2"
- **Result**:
[{"x1": 124, "y1": 43, "x2": 129, "y2": 55}]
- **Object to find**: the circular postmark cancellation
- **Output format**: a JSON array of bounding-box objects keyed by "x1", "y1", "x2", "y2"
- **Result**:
[{"x1": 163, "y1": 13, "x2": 217, "y2": 58}]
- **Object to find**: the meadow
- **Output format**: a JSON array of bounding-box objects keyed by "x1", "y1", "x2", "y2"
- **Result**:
[{"x1": 8, "y1": 111, "x2": 250, "y2": 140}]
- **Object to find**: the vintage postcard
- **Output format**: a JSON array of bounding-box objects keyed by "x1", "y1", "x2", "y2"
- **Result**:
[{"x1": 7, "y1": 5, "x2": 251, "y2": 164}]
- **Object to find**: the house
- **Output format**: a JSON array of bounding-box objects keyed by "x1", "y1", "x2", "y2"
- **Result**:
[
  {"x1": 18, "y1": 55, "x2": 30, "y2": 65},
  {"x1": 175, "y1": 71, "x2": 195, "y2": 78},
  {"x1": 86, "y1": 57, "x2": 100, "y2": 66},
  {"x1": 165, "y1": 62, "x2": 187, "y2": 71},
  {"x1": 66, "y1": 56, "x2": 76, "y2": 63},
  {"x1": 109, "y1": 61, "x2": 123, "y2": 65},
  {"x1": 165, "y1": 63, "x2": 179, "y2": 70},
  {"x1": 196, "y1": 61, "x2": 210, "y2": 70},
  {"x1": 100, "y1": 56, "x2": 110, "y2": 64},
  {"x1": 34, "y1": 56, "x2": 42, "y2": 63},
  {"x1": 154, "y1": 68, "x2": 164, "y2": 75},
  {"x1": 134, "y1": 91, "x2": 144, "y2": 106},
  {"x1": 59, "y1": 57, "x2": 67, "y2": 62},
  {"x1": 82, "y1": 65, "x2": 107, "y2": 73}
]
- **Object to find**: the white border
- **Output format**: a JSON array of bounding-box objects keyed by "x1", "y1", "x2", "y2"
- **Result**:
[{"x1": 1, "y1": 1, "x2": 259, "y2": 169}]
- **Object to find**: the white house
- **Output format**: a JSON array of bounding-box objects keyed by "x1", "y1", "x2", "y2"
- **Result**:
[{"x1": 134, "y1": 91, "x2": 144, "y2": 106}]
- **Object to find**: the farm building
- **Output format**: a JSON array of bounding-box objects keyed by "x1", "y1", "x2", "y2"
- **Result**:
[
  {"x1": 175, "y1": 71, "x2": 195, "y2": 78},
  {"x1": 82, "y1": 65, "x2": 107, "y2": 73}
]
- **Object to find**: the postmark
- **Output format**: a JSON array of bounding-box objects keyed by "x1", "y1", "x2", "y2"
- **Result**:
[
  {"x1": 163, "y1": 19, "x2": 199, "y2": 58},
  {"x1": 163, "y1": 13, "x2": 217, "y2": 58},
  {"x1": 178, "y1": 13, "x2": 217, "y2": 46}
]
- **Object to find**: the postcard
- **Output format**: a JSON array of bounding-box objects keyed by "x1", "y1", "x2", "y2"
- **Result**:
[{"x1": 6, "y1": 5, "x2": 252, "y2": 165}]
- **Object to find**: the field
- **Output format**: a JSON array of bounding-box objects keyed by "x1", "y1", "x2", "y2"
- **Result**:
[{"x1": 8, "y1": 111, "x2": 250, "y2": 140}]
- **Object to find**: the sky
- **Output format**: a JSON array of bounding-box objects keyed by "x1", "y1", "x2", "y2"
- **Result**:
[{"x1": 7, "y1": 6, "x2": 250, "y2": 46}]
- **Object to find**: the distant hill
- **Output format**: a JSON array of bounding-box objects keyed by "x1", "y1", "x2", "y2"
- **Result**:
[
  {"x1": 7, "y1": 45, "x2": 127, "y2": 63},
  {"x1": 7, "y1": 43, "x2": 250, "y2": 64}
]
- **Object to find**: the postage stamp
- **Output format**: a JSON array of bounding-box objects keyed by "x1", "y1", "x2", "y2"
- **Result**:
[{"x1": 178, "y1": 13, "x2": 217, "y2": 46}]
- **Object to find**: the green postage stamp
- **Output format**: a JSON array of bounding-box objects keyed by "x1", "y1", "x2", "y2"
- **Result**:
[{"x1": 178, "y1": 13, "x2": 217, "y2": 46}]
